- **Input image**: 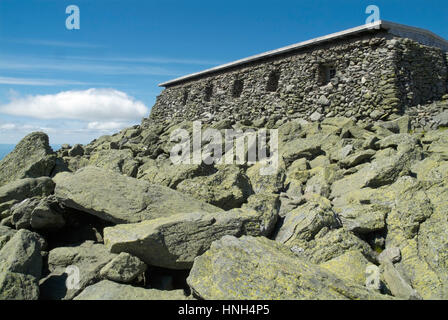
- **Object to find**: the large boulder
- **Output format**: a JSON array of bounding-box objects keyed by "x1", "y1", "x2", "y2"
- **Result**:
[
  {"x1": 187, "y1": 235, "x2": 390, "y2": 300},
  {"x1": 0, "y1": 177, "x2": 55, "y2": 217},
  {"x1": 89, "y1": 149, "x2": 140, "y2": 177},
  {"x1": 0, "y1": 132, "x2": 56, "y2": 187},
  {"x1": 74, "y1": 280, "x2": 188, "y2": 300},
  {"x1": 0, "y1": 271, "x2": 40, "y2": 300},
  {"x1": 40, "y1": 241, "x2": 117, "y2": 300},
  {"x1": 99, "y1": 252, "x2": 147, "y2": 284},
  {"x1": 104, "y1": 207, "x2": 277, "y2": 270},
  {"x1": 53, "y1": 166, "x2": 221, "y2": 224},
  {"x1": 176, "y1": 165, "x2": 253, "y2": 210},
  {"x1": 0, "y1": 229, "x2": 42, "y2": 279},
  {"x1": 275, "y1": 195, "x2": 338, "y2": 244}
]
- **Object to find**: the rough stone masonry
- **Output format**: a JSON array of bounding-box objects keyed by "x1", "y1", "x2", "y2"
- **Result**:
[{"x1": 149, "y1": 21, "x2": 448, "y2": 125}]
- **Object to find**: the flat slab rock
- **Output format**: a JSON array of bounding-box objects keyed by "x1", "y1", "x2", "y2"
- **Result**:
[
  {"x1": 74, "y1": 280, "x2": 189, "y2": 300},
  {"x1": 53, "y1": 166, "x2": 222, "y2": 224}
]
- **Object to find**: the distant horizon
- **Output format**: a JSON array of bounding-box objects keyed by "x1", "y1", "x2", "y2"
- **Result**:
[{"x1": 0, "y1": 143, "x2": 62, "y2": 161}]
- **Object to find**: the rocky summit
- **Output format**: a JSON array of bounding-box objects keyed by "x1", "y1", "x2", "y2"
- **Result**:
[{"x1": 1, "y1": 112, "x2": 448, "y2": 300}]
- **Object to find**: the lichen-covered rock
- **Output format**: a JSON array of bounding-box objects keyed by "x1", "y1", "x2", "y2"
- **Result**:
[
  {"x1": 0, "y1": 271, "x2": 39, "y2": 300},
  {"x1": 89, "y1": 149, "x2": 139, "y2": 177},
  {"x1": 0, "y1": 177, "x2": 55, "y2": 217},
  {"x1": 320, "y1": 250, "x2": 370, "y2": 286},
  {"x1": 11, "y1": 198, "x2": 41, "y2": 230},
  {"x1": 0, "y1": 132, "x2": 56, "y2": 187},
  {"x1": 187, "y1": 235, "x2": 390, "y2": 300},
  {"x1": 41, "y1": 241, "x2": 117, "y2": 300},
  {"x1": 104, "y1": 207, "x2": 277, "y2": 270},
  {"x1": 0, "y1": 226, "x2": 16, "y2": 251},
  {"x1": 275, "y1": 194, "x2": 338, "y2": 244},
  {"x1": 30, "y1": 195, "x2": 66, "y2": 231},
  {"x1": 100, "y1": 252, "x2": 147, "y2": 284},
  {"x1": 53, "y1": 166, "x2": 221, "y2": 224},
  {"x1": 0, "y1": 229, "x2": 42, "y2": 279},
  {"x1": 287, "y1": 228, "x2": 376, "y2": 264},
  {"x1": 176, "y1": 165, "x2": 253, "y2": 210},
  {"x1": 74, "y1": 280, "x2": 188, "y2": 300},
  {"x1": 137, "y1": 159, "x2": 213, "y2": 188}
]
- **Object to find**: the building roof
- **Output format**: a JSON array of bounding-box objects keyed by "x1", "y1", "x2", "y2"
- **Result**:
[{"x1": 159, "y1": 20, "x2": 448, "y2": 87}]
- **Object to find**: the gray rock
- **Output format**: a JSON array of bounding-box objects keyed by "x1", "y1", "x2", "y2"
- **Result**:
[
  {"x1": 68, "y1": 144, "x2": 84, "y2": 157},
  {"x1": 365, "y1": 265, "x2": 382, "y2": 291},
  {"x1": 378, "y1": 247, "x2": 401, "y2": 264},
  {"x1": 0, "y1": 132, "x2": 56, "y2": 187},
  {"x1": 187, "y1": 235, "x2": 390, "y2": 300},
  {"x1": 11, "y1": 198, "x2": 41, "y2": 230},
  {"x1": 0, "y1": 177, "x2": 55, "y2": 215},
  {"x1": 100, "y1": 253, "x2": 147, "y2": 284},
  {"x1": 74, "y1": 280, "x2": 188, "y2": 300},
  {"x1": 30, "y1": 196, "x2": 66, "y2": 231},
  {"x1": 0, "y1": 229, "x2": 42, "y2": 279},
  {"x1": 275, "y1": 195, "x2": 338, "y2": 244},
  {"x1": 53, "y1": 166, "x2": 222, "y2": 224},
  {"x1": 42, "y1": 241, "x2": 117, "y2": 300},
  {"x1": 104, "y1": 206, "x2": 277, "y2": 270},
  {"x1": 0, "y1": 271, "x2": 39, "y2": 300},
  {"x1": 381, "y1": 261, "x2": 421, "y2": 300}
]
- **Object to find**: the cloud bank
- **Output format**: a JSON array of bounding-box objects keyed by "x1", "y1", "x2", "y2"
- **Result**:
[{"x1": 0, "y1": 88, "x2": 149, "y2": 122}]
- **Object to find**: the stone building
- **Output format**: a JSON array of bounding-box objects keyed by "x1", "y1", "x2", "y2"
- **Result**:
[{"x1": 149, "y1": 21, "x2": 448, "y2": 125}]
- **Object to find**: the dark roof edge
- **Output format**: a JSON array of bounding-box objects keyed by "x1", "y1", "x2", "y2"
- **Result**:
[{"x1": 159, "y1": 21, "x2": 448, "y2": 87}]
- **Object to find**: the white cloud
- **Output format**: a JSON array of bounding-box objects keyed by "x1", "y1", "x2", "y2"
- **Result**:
[
  {"x1": 87, "y1": 121, "x2": 130, "y2": 131},
  {"x1": 0, "y1": 123, "x2": 17, "y2": 130},
  {"x1": 0, "y1": 88, "x2": 149, "y2": 122}
]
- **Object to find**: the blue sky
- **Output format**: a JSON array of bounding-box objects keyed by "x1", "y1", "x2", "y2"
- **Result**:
[{"x1": 0, "y1": 0, "x2": 447, "y2": 144}]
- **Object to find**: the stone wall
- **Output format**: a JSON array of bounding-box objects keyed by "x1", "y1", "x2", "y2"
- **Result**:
[{"x1": 149, "y1": 32, "x2": 448, "y2": 125}]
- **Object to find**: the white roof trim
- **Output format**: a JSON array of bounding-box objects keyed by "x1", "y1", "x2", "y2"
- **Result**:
[{"x1": 159, "y1": 21, "x2": 448, "y2": 87}]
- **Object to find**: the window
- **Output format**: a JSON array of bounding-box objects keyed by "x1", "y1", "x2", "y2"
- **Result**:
[
  {"x1": 318, "y1": 64, "x2": 337, "y2": 85},
  {"x1": 232, "y1": 79, "x2": 244, "y2": 97},
  {"x1": 182, "y1": 90, "x2": 189, "y2": 105},
  {"x1": 204, "y1": 84, "x2": 213, "y2": 102},
  {"x1": 266, "y1": 70, "x2": 280, "y2": 92}
]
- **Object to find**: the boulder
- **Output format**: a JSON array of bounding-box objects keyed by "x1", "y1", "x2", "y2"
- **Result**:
[
  {"x1": 0, "y1": 132, "x2": 56, "y2": 187},
  {"x1": 89, "y1": 149, "x2": 139, "y2": 177},
  {"x1": 53, "y1": 166, "x2": 221, "y2": 224},
  {"x1": 137, "y1": 159, "x2": 213, "y2": 188},
  {"x1": 0, "y1": 229, "x2": 42, "y2": 279},
  {"x1": 74, "y1": 280, "x2": 188, "y2": 300},
  {"x1": 381, "y1": 261, "x2": 421, "y2": 300},
  {"x1": 320, "y1": 250, "x2": 371, "y2": 286},
  {"x1": 104, "y1": 207, "x2": 277, "y2": 270},
  {"x1": 0, "y1": 226, "x2": 16, "y2": 250},
  {"x1": 41, "y1": 241, "x2": 116, "y2": 300},
  {"x1": 176, "y1": 165, "x2": 253, "y2": 210},
  {"x1": 187, "y1": 235, "x2": 390, "y2": 300},
  {"x1": 100, "y1": 252, "x2": 147, "y2": 284},
  {"x1": 0, "y1": 177, "x2": 55, "y2": 216},
  {"x1": 275, "y1": 195, "x2": 338, "y2": 244},
  {"x1": 0, "y1": 271, "x2": 39, "y2": 300},
  {"x1": 286, "y1": 228, "x2": 376, "y2": 264},
  {"x1": 30, "y1": 196, "x2": 66, "y2": 231},
  {"x1": 11, "y1": 198, "x2": 41, "y2": 230}
]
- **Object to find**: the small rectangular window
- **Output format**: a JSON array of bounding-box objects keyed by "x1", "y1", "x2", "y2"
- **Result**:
[
  {"x1": 204, "y1": 84, "x2": 213, "y2": 102},
  {"x1": 318, "y1": 64, "x2": 336, "y2": 85},
  {"x1": 232, "y1": 79, "x2": 244, "y2": 97},
  {"x1": 266, "y1": 71, "x2": 280, "y2": 92}
]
